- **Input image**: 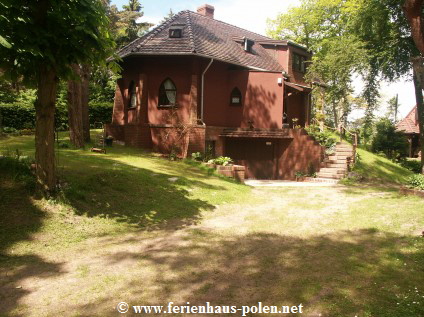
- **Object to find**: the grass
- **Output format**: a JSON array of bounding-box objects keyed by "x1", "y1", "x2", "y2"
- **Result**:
[
  {"x1": 0, "y1": 132, "x2": 423, "y2": 317},
  {"x1": 352, "y1": 147, "x2": 414, "y2": 184}
]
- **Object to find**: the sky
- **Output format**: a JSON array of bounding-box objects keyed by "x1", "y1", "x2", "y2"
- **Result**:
[{"x1": 112, "y1": 0, "x2": 416, "y2": 120}]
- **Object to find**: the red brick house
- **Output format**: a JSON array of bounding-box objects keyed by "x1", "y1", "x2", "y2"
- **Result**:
[
  {"x1": 106, "y1": 4, "x2": 323, "y2": 180},
  {"x1": 396, "y1": 106, "x2": 421, "y2": 157}
]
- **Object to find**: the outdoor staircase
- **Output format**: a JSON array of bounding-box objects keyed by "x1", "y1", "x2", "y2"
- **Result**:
[{"x1": 316, "y1": 142, "x2": 354, "y2": 180}]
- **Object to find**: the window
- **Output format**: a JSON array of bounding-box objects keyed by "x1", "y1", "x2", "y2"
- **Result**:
[
  {"x1": 169, "y1": 25, "x2": 184, "y2": 38},
  {"x1": 158, "y1": 78, "x2": 177, "y2": 108},
  {"x1": 244, "y1": 38, "x2": 254, "y2": 53},
  {"x1": 128, "y1": 80, "x2": 136, "y2": 108},
  {"x1": 230, "y1": 87, "x2": 242, "y2": 106},
  {"x1": 293, "y1": 53, "x2": 307, "y2": 73}
]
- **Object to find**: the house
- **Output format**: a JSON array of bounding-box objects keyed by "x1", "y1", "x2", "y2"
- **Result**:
[
  {"x1": 106, "y1": 4, "x2": 324, "y2": 180},
  {"x1": 396, "y1": 106, "x2": 421, "y2": 157}
]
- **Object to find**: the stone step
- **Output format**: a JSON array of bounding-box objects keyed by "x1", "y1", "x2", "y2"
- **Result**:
[
  {"x1": 316, "y1": 172, "x2": 345, "y2": 179},
  {"x1": 328, "y1": 155, "x2": 351, "y2": 160},
  {"x1": 335, "y1": 150, "x2": 354, "y2": 155},
  {"x1": 321, "y1": 162, "x2": 347, "y2": 169},
  {"x1": 319, "y1": 168, "x2": 346, "y2": 174},
  {"x1": 324, "y1": 158, "x2": 347, "y2": 164}
]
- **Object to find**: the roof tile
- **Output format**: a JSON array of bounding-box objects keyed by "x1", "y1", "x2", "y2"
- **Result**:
[{"x1": 118, "y1": 10, "x2": 284, "y2": 72}]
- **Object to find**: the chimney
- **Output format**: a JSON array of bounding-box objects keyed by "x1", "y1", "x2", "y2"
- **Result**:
[{"x1": 197, "y1": 4, "x2": 215, "y2": 19}]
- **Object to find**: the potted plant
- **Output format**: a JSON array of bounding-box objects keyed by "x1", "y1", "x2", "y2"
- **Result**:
[{"x1": 295, "y1": 171, "x2": 305, "y2": 182}]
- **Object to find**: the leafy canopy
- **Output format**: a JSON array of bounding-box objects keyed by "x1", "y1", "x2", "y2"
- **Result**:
[{"x1": 0, "y1": 0, "x2": 115, "y2": 81}]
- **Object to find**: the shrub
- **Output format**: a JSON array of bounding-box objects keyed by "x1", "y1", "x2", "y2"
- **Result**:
[
  {"x1": 89, "y1": 102, "x2": 113, "y2": 126},
  {"x1": 0, "y1": 101, "x2": 113, "y2": 131},
  {"x1": 0, "y1": 103, "x2": 36, "y2": 130},
  {"x1": 305, "y1": 125, "x2": 337, "y2": 149},
  {"x1": 406, "y1": 174, "x2": 424, "y2": 190},
  {"x1": 191, "y1": 152, "x2": 203, "y2": 161},
  {"x1": 400, "y1": 159, "x2": 422, "y2": 174},
  {"x1": 0, "y1": 150, "x2": 35, "y2": 190},
  {"x1": 371, "y1": 118, "x2": 408, "y2": 160},
  {"x1": 209, "y1": 156, "x2": 233, "y2": 166}
]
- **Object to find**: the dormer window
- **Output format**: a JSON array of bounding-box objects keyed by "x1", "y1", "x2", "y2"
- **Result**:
[
  {"x1": 244, "y1": 38, "x2": 254, "y2": 53},
  {"x1": 169, "y1": 25, "x2": 184, "y2": 38}
]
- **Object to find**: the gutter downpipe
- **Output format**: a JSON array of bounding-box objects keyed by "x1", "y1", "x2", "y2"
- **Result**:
[{"x1": 200, "y1": 58, "x2": 214, "y2": 123}]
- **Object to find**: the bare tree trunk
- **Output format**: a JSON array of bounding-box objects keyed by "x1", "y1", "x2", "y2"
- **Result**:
[
  {"x1": 332, "y1": 103, "x2": 338, "y2": 129},
  {"x1": 412, "y1": 58, "x2": 424, "y2": 173},
  {"x1": 35, "y1": 65, "x2": 57, "y2": 195},
  {"x1": 81, "y1": 64, "x2": 91, "y2": 142},
  {"x1": 67, "y1": 64, "x2": 85, "y2": 148}
]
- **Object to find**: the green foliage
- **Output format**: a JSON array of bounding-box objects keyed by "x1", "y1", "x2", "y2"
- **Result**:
[
  {"x1": 371, "y1": 118, "x2": 408, "y2": 160},
  {"x1": 89, "y1": 67, "x2": 118, "y2": 103},
  {"x1": 400, "y1": 159, "x2": 422, "y2": 174},
  {"x1": 0, "y1": 103, "x2": 35, "y2": 130},
  {"x1": 88, "y1": 102, "x2": 113, "y2": 125},
  {"x1": 305, "y1": 125, "x2": 337, "y2": 148},
  {"x1": 0, "y1": 102, "x2": 113, "y2": 131},
  {"x1": 0, "y1": 149, "x2": 35, "y2": 190},
  {"x1": 406, "y1": 174, "x2": 424, "y2": 190},
  {"x1": 209, "y1": 156, "x2": 233, "y2": 166},
  {"x1": 110, "y1": 0, "x2": 152, "y2": 48},
  {"x1": 0, "y1": 0, "x2": 115, "y2": 82},
  {"x1": 191, "y1": 152, "x2": 203, "y2": 161},
  {"x1": 267, "y1": 0, "x2": 368, "y2": 126}
]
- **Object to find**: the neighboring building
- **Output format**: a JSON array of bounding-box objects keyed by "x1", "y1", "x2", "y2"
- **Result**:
[
  {"x1": 396, "y1": 106, "x2": 421, "y2": 157},
  {"x1": 106, "y1": 4, "x2": 324, "y2": 180}
]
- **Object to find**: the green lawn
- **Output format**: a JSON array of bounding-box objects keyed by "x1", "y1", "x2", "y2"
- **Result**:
[{"x1": 0, "y1": 132, "x2": 423, "y2": 317}]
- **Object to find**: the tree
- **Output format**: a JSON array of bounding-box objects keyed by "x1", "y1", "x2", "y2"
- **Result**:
[
  {"x1": 386, "y1": 95, "x2": 399, "y2": 122},
  {"x1": 67, "y1": 65, "x2": 85, "y2": 148},
  {"x1": 403, "y1": 0, "x2": 424, "y2": 55},
  {"x1": 403, "y1": 0, "x2": 424, "y2": 172},
  {"x1": 0, "y1": 0, "x2": 114, "y2": 194},
  {"x1": 114, "y1": 0, "x2": 152, "y2": 48},
  {"x1": 353, "y1": 0, "x2": 423, "y2": 172},
  {"x1": 267, "y1": 0, "x2": 367, "y2": 127},
  {"x1": 371, "y1": 118, "x2": 408, "y2": 160}
]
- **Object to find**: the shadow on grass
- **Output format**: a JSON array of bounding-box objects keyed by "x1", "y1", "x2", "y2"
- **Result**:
[
  {"x1": 66, "y1": 228, "x2": 424, "y2": 317},
  {"x1": 0, "y1": 172, "x2": 64, "y2": 316},
  {"x1": 59, "y1": 151, "x2": 221, "y2": 229}
]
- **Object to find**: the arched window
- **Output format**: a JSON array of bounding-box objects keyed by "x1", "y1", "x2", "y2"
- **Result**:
[
  {"x1": 158, "y1": 78, "x2": 177, "y2": 108},
  {"x1": 128, "y1": 80, "x2": 136, "y2": 108},
  {"x1": 230, "y1": 87, "x2": 242, "y2": 106}
]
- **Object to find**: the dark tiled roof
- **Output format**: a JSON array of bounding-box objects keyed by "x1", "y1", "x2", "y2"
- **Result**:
[
  {"x1": 118, "y1": 10, "x2": 284, "y2": 72},
  {"x1": 396, "y1": 106, "x2": 419, "y2": 134}
]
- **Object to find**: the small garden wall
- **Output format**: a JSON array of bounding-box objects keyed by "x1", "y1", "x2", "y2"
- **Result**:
[{"x1": 203, "y1": 163, "x2": 245, "y2": 183}]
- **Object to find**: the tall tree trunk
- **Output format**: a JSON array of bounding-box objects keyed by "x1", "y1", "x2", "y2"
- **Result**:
[
  {"x1": 412, "y1": 57, "x2": 424, "y2": 173},
  {"x1": 67, "y1": 64, "x2": 85, "y2": 148},
  {"x1": 35, "y1": 65, "x2": 57, "y2": 195},
  {"x1": 403, "y1": 0, "x2": 424, "y2": 56},
  {"x1": 81, "y1": 64, "x2": 91, "y2": 142},
  {"x1": 332, "y1": 103, "x2": 338, "y2": 129}
]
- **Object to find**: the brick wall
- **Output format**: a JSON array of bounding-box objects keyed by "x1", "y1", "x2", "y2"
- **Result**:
[{"x1": 278, "y1": 129, "x2": 324, "y2": 179}]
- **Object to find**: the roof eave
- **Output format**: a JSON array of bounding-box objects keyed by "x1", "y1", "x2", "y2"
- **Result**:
[{"x1": 119, "y1": 51, "x2": 284, "y2": 72}]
